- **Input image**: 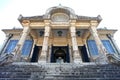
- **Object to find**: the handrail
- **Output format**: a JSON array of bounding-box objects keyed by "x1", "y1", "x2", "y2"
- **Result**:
[
  {"x1": 107, "y1": 53, "x2": 120, "y2": 65},
  {"x1": 0, "y1": 53, "x2": 14, "y2": 66}
]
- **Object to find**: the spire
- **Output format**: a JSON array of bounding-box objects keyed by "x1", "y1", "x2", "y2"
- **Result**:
[
  {"x1": 59, "y1": 3, "x2": 62, "y2": 6},
  {"x1": 58, "y1": 3, "x2": 63, "y2": 8}
]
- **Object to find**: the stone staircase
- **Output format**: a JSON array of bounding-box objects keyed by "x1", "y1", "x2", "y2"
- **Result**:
[{"x1": 0, "y1": 63, "x2": 120, "y2": 80}]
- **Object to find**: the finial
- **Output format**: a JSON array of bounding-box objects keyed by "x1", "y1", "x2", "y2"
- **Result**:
[
  {"x1": 18, "y1": 14, "x2": 23, "y2": 20},
  {"x1": 59, "y1": 3, "x2": 62, "y2": 6}
]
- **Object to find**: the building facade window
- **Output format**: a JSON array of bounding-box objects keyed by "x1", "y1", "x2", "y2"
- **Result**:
[
  {"x1": 102, "y1": 40, "x2": 115, "y2": 54},
  {"x1": 87, "y1": 40, "x2": 98, "y2": 55},
  {"x1": 4, "y1": 40, "x2": 33, "y2": 57},
  {"x1": 87, "y1": 40, "x2": 115, "y2": 56},
  {"x1": 4, "y1": 40, "x2": 18, "y2": 54},
  {"x1": 22, "y1": 40, "x2": 33, "y2": 57}
]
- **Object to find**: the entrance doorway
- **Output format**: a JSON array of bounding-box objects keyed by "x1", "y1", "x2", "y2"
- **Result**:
[
  {"x1": 55, "y1": 48, "x2": 66, "y2": 63},
  {"x1": 50, "y1": 46, "x2": 70, "y2": 63},
  {"x1": 78, "y1": 45, "x2": 90, "y2": 62},
  {"x1": 31, "y1": 45, "x2": 42, "y2": 62}
]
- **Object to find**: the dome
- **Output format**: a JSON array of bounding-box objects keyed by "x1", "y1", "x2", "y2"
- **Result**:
[{"x1": 44, "y1": 5, "x2": 77, "y2": 19}]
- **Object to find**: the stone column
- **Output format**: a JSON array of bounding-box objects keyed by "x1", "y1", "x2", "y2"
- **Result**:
[
  {"x1": 47, "y1": 45, "x2": 52, "y2": 63},
  {"x1": 12, "y1": 27, "x2": 30, "y2": 61},
  {"x1": 70, "y1": 22, "x2": 82, "y2": 63},
  {"x1": 38, "y1": 22, "x2": 50, "y2": 63},
  {"x1": 89, "y1": 21, "x2": 108, "y2": 63},
  {"x1": 69, "y1": 45, "x2": 72, "y2": 63}
]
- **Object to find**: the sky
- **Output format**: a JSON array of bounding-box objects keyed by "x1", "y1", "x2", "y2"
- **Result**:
[{"x1": 0, "y1": 0, "x2": 120, "y2": 49}]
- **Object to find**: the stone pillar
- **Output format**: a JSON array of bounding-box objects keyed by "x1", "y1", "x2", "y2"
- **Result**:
[
  {"x1": 69, "y1": 45, "x2": 72, "y2": 63},
  {"x1": 47, "y1": 45, "x2": 52, "y2": 63},
  {"x1": 12, "y1": 27, "x2": 30, "y2": 61},
  {"x1": 0, "y1": 34, "x2": 13, "y2": 55},
  {"x1": 89, "y1": 21, "x2": 108, "y2": 63},
  {"x1": 38, "y1": 22, "x2": 50, "y2": 63},
  {"x1": 70, "y1": 21, "x2": 82, "y2": 63}
]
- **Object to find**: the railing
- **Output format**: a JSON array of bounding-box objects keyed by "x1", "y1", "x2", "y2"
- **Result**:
[
  {"x1": 107, "y1": 53, "x2": 120, "y2": 65},
  {"x1": 0, "y1": 53, "x2": 14, "y2": 66}
]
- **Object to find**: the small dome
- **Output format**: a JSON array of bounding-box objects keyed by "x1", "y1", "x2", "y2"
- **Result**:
[{"x1": 44, "y1": 5, "x2": 76, "y2": 19}]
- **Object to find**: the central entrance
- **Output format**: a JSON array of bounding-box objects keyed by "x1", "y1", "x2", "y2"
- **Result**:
[{"x1": 50, "y1": 46, "x2": 70, "y2": 63}]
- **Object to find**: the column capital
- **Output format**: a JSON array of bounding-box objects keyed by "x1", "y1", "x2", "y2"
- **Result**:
[
  {"x1": 44, "y1": 20, "x2": 50, "y2": 26},
  {"x1": 22, "y1": 20, "x2": 30, "y2": 27},
  {"x1": 70, "y1": 20, "x2": 76, "y2": 26},
  {"x1": 70, "y1": 26, "x2": 76, "y2": 33},
  {"x1": 90, "y1": 20, "x2": 98, "y2": 27},
  {"x1": 89, "y1": 25, "x2": 97, "y2": 35}
]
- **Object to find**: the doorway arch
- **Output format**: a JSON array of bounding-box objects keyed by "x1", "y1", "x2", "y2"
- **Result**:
[
  {"x1": 50, "y1": 46, "x2": 70, "y2": 63},
  {"x1": 54, "y1": 48, "x2": 66, "y2": 63}
]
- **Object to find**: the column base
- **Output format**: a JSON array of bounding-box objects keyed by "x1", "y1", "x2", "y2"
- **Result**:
[
  {"x1": 73, "y1": 51, "x2": 82, "y2": 64},
  {"x1": 74, "y1": 59, "x2": 82, "y2": 64},
  {"x1": 94, "y1": 54, "x2": 108, "y2": 65},
  {"x1": 13, "y1": 54, "x2": 21, "y2": 62},
  {"x1": 38, "y1": 60, "x2": 46, "y2": 63},
  {"x1": 38, "y1": 51, "x2": 47, "y2": 63}
]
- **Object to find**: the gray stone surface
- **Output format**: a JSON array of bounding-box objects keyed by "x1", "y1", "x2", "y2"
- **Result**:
[{"x1": 0, "y1": 63, "x2": 120, "y2": 80}]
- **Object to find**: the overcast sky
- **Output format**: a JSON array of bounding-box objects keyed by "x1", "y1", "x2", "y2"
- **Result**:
[{"x1": 0, "y1": 0, "x2": 120, "y2": 49}]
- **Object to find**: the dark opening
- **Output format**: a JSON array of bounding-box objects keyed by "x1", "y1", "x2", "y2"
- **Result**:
[
  {"x1": 31, "y1": 45, "x2": 42, "y2": 62},
  {"x1": 79, "y1": 45, "x2": 90, "y2": 62},
  {"x1": 50, "y1": 46, "x2": 70, "y2": 63},
  {"x1": 55, "y1": 48, "x2": 66, "y2": 62}
]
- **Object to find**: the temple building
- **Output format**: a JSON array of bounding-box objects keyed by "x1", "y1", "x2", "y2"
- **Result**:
[{"x1": 0, "y1": 5, "x2": 120, "y2": 64}]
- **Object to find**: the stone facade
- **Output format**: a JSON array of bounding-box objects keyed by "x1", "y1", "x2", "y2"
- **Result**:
[{"x1": 0, "y1": 5, "x2": 120, "y2": 64}]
